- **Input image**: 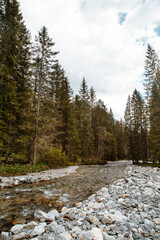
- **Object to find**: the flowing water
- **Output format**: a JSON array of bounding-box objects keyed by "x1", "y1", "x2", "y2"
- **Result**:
[{"x1": 0, "y1": 161, "x2": 131, "y2": 232}]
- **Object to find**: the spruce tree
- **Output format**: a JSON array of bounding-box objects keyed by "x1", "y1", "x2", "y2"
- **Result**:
[
  {"x1": 78, "y1": 78, "x2": 94, "y2": 162},
  {"x1": 144, "y1": 44, "x2": 160, "y2": 163},
  {"x1": 124, "y1": 90, "x2": 148, "y2": 163},
  {"x1": 0, "y1": 0, "x2": 33, "y2": 163},
  {"x1": 33, "y1": 26, "x2": 58, "y2": 164}
]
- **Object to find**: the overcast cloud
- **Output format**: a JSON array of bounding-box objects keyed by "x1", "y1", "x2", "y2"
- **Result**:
[{"x1": 20, "y1": 0, "x2": 160, "y2": 119}]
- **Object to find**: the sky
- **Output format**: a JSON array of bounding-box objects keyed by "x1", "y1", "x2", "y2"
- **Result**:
[{"x1": 20, "y1": 0, "x2": 160, "y2": 119}]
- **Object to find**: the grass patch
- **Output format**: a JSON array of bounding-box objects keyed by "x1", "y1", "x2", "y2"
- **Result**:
[
  {"x1": 0, "y1": 162, "x2": 53, "y2": 177},
  {"x1": 134, "y1": 162, "x2": 160, "y2": 168}
]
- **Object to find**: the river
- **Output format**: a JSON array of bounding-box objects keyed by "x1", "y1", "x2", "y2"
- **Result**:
[{"x1": 0, "y1": 161, "x2": 132, "y2": 232}]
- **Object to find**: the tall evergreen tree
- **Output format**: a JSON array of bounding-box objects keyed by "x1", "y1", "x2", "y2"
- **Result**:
[
  {"x1": 144, "y1": 43, "x2": 159, "y2": 99},
  {"x1": 33, "y1": 26, "x2": 58, "y2": 164},
  {"x1": 78, "y1": 78, "x2": 94, "y2": 162},
  {"x1": 50, "y1": 62, "x2": 79, "y2": 161},
  {"x1": 0, "y1": 0, "x2": 33, "y2": 162},
  {"x1": 144, "y1": 44, "x2": 160, "y2": 163},
  {"x1": 124, "y1": 90, "x2": 148, "y2": 163}
]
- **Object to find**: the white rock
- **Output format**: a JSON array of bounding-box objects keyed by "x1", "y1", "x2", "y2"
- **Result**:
[
  {"x1": 61, "y1": 207, "x2": 68, "y2": 212},
  {"x1": 72, "y1": 226, "x2": 81, "y2": 232},
  {"x1": 60, "y1": 232, "x2": 72, "y2": 240},
  {"x1": 144, "y1": 218, "x2": 154, "y2": 226},
  {"x1": 107, "y1": 213, "x2": 124, "y2": 222},
  {"x1": 47, "y1": 237, "x2": 55, "y2": 240},
  {"x1": 88, "y1": 202, "x2": 104, "y2": 210},
  {"x1": 12, "y1": 232, "x2": 27, "y2": 240},
  {"x1": 153, "y1": 218, "x2": 160, "y2": 224},
  {"x1": 30, "y1": 224, "x2": 45, "y2": 237},
  {"x1": 91, "y1": 227, "x2": 103, "y2": 240},
  {"x1": 102, "y1": 215, "x2": 113, "y2": 224},
  {"x1": 1, "y1": 232, "x2": 9, "y2": 240},
  {"x1": 143, "y1": 187, "x2": 154, "y2": 196},
  {"x1": 106, "y1": 200, "x2": 116, "y2": 209},
  {"x1": 26, "y1": 221, "x2": 38, "y2": 229},
  {"x1": 48, "y1": 209, "x2": 59, "y2": 219},
  {"x1": 11, "y1": 224, "x2": 24, "y2": 234},
  {"x1": 34, "y1": 210, "x2": 55, "y2": 221},
  {"x1": 90, "y1": 216, "x2": 99, "y2": 225}
]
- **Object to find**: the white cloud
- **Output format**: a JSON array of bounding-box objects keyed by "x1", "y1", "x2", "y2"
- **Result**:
[{"x1": 20, "y1": 0, "x2": 160, "y2": 119}]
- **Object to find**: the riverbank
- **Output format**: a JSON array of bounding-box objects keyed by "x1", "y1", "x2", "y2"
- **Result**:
[
  {"x1": 1, "y1": 164, "x2": 160, "y2": 239},
  {"x1": 0, "y1": 166, "x2": 79, "y2": 188}
]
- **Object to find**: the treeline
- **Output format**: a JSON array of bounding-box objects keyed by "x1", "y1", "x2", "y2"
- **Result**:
[
  {"x1": 1, "y1": 1, "x2": 159, "y2": 166},
  {"x1": 0, "y1": 0, "x2": 125, "y2": 165},
  {"x1": 124, "y1": 44, "x2": 160, "y2": 164}
]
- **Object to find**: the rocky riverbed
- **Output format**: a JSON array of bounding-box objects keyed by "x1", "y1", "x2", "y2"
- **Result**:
[
  {"x1": 1, "y1": 164, "x2": 160, "y2": 240},
  {"x1": 0, "y1": 166, "x2": 79, "y2": 188},
  {"x1": 0, "y1": 161, "x2": 130, "y2": 232}
]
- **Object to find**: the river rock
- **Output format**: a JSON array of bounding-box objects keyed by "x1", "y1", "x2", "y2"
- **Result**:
[
  {"x1": 1, "y1": 232, "x2": 9, "y2": 240},
  {"x1": 64, "y1": 212, "x2": 75, "y2": 221},
  {"x1": 11, "y1": 224, "x2": 24, "y2": 234},
  {"x1": 91, "y1": 227, "x2": 103, "y2": 240},
  {"x1": 25, "y1": 221, "x2": 38, "y2": 229},
  {"x1": 102, "y1": 215, "x2": 114, "y2": 224},
  {"x1": 48, "y1": 209, "x2": 60, "y2": 219},
  {"x1": 30, "y1": 224, "x2": 45, "y2": 237},
  {"x1": 34, "y1": 210, "x2": 55, "y2": 221},
  {"x1": 153, "y1": 218, "x2": 160, "y2": 224},
  {"x1": 90, "y1": 216, "x2": 99, "y2": 225},
  {"x1": 2, "y1": 164, "x2": 160, "y2": 240},
  {"x1": 12, "y1": 232, "x2": 27, "y2": 240},
  {"x1": 60, "y1": 232, "x2": 72, "y2": 240},
  {"x1": 79, "y1": 230, "x2": 92, "y2": 240}
]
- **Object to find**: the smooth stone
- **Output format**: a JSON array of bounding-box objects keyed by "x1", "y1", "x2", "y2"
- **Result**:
[
  {"x1": 106, "y1": 201, "x2": 116, "y2": 209},
  {"x1": 26, "y1": 221, "x2": 38, "y2": 229},
  {"x1": 153, "y1": 218, "x2": 160, "y2": 224},
  {"x1": 12, "y1": 232, "x2": 27, "y2": 240},
  {"x1": 35, "y1": 210, "x2": 55, "y2": 222},
  {"x1": 1, "y1": 232, "x2": 9, "y2": 240},
  {"x1": 88, "y1": 202, "x2": 104, "y2": 210},
  {"x1": 60, "y1": 232, "x2": 72, "y2": 240},
  {"x1": 75, "y1": 202, "x2": 82, "y2": 207},
  {"x1": 48, "y1": 209, "x2": 60, "y2": 219},
  {"x1": 101, "y1": 215, "x2": 113, "y2": 224},
  {"x1": 64, "y1": 213, "x2": 75, "y2": 221},
  {"x1": 61, "y1": 207, "x2": 68, "y2": 212},
  {"x1": 11, "y1": 224, "x2": 24, "y2": 234},
  {"x1": 143, "y1": 188, "x2": 154, "y2": 196},
  {"x1": 90, "y1": 216, "x2": 99, "y2": 225},
  {"x1": 91, "y1": 227, "x2": 103, "y2": 240},
  {"x1": 30, "y1": 224, "x2": 45, "y2": 237},
  {"x1": 79, "y1": 230, "x2": 92, "y2": 240},
  {"x1": 144, "y1": 218, "x2": 154, "y2": 227}
]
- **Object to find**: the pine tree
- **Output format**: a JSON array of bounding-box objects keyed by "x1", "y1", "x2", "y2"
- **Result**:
[
  {"x1": 78, "y1": 78, "x2": 94, "y2": 162},
  {"x1": 32, "y1": 26, "x2": 58, "y2": 164},
  {"x1": 149, "y1": 77, "x2": 160, "y2": 163},
  {"x1": 114, "y1": 120, "x2": 126, "y2": 160},
  {"x1": 124, "y1": 90, "x2": 148, "y2": 163},
  {"x1": 144, "y1": 44, "x2": 159, "y2": 99},
  {"x1": 92, "y1": 100, "x2": 117, "y2": 162},
  {"x1": 144, "y1": 44, "x2": 160, "y2": 163},
  {"x1": 0, "y1": 0, "x2": 33, "y2": 163}
]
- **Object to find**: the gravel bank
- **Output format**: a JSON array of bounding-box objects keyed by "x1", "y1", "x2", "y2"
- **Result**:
[
  {"x1": 1, "y1": 165, "x2": 160, "y2": 240},
  {"x1": 0, "y1": 166, "x2": 79, "y2": 188}
]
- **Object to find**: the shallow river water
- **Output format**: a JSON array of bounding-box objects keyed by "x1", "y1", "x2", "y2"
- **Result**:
[{"x1": 0, "y1": 161, "x2": 131, "y2": 232}]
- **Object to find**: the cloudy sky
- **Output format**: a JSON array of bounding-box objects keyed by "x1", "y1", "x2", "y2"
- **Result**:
[{"x1": 20, "y1": 0, "x2": 160, "y2": 119}]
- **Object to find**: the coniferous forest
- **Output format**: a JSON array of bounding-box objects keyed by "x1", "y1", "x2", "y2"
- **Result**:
[{"x1": 0, "y1": 0, "x2": 160, "y2": 168}]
